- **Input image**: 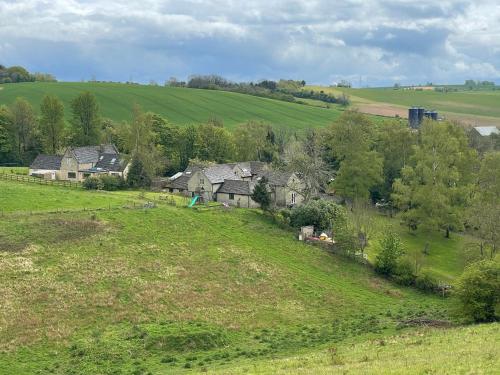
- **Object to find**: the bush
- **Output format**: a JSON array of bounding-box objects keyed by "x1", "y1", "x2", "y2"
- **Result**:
[
  {"x1": 83, "y1": 176, "x2": 102, "y2": 190},
  {"x1": 99, "y1": 175, "x2": 125, "y2": 191},
  {"x1": 455, "y1": 260, "x2": 500, "y2": 322},
  {"x1": 289, "y1": 200, "x2": 346, "y2": 232},
  {"x1": 393, "y1": 260, "x2": 415, "y2": 286},
  {"x1": 415, "y1": 271, "x2": 438, "y2": 292},
  {"x1": 83, "y1": 175, "x2": 125, "y2": 191},
  {"x1": 374, "y1": 230, "x2": 404, "y2": 276}
]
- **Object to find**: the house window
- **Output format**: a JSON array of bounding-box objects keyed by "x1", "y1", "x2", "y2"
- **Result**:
[
  {"x1": 229, "y1": 193, "x2": 235, "y2": 200},
  {"x1": 83, "y1": 173, "x2": 91, "y2": 178},
  {"x1": 291, "y1": 192, "x2": 296, "y2": 204},
  {"x1": 68, "y1": 172, "x2": 76, "y2": 179},
  {"x1": 169, "y1": 188, "x2": 174, "y2": 193},
  {"x1": 200, "y1": 178, "x2": 204, "y2": 184}
]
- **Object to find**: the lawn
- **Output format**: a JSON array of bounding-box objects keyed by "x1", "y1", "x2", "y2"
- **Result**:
[
  {"x1": 0, "y1": 181, "x2": 452, "y2": 374},
  {"x1": 0, "y1": 82, "x2": 342, "y2": 130}
]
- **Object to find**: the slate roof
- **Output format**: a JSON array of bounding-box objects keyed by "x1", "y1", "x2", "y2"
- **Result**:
[
  {"x1": 473, "y1": 126, "x2": 499, "y2": 137},
  {"x1": 69, "y1": 144, "x2": 119, "y2": 164},
  {"x1": 203, "y1": 164, "x2": 239, "y2": 184},
  {"x1": 262, "y1": 171, "x2": 295, "y2": 186},
  {"x1": 168, "y1": 174, "x2": 190, "y2": 190},
  {"x1": 30, "y1": 154, "x2": 62, "y2": 170},
  {"x1": 235, "y1": 161, "x2": 267, "y2": 178},
  {"x1": 95, "y1": 153, "x2": 127, "y2": 172},
  {"x1": 218, "y1": 180, "x2": 254, "y2": 195}
]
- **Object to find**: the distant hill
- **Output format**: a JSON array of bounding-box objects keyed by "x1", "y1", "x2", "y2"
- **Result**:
[
  {"x1": 0, "y1": 82, "x2": 342, "y2": 130},
  {"x1": 307, "y1": 85, "x2": 500, "y2": 126}
]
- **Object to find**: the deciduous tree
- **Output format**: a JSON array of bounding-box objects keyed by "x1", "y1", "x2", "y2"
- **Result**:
[{"x1": 39, "y1": 95, "x2": 65, "y2": 153}]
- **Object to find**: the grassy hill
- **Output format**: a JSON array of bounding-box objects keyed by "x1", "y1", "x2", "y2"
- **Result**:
[
  {"x1": 213, "y1": 323, "x2": 500, "y2": 374},
  {"x1": 0, "y1": 82, "x2": 342, "y2": 130},
  {"x1": 0, "y1": 179, "x2": 458, "y2": 374},
  {"x1": 306, "y1": 85, "x2": 500, "y2": 126}
]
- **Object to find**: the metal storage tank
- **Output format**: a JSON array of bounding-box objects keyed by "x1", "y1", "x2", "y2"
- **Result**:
[
  {"x1": 430, "y1": 111, "x2": 438, "y2": 120},
  {"x1": 417, "y1": 107, "x2": 425, "y2": 125},
  {"x1": 408, "y1": 107, "x2": 419, "y2": 129}
]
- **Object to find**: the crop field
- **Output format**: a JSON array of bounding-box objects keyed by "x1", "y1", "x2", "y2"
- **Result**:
[
  {"x1": 306, "y1": 85, "x2": 500, "y2": 126},
  {"x1": 0, "y1": 180, "x2": 461, "y2": 374},
  {"x1": 0, "y1": 82, "x2": 343, "y2": 130}
]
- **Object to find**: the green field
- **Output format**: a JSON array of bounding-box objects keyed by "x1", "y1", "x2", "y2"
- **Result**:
[
  {"x1": 213, "y1": 323, "x2": 500, "y2": 374},
  {"x1": 0, "y1": 179, "x2": 459, "y2": 374},
  {"x1": 1, "y1": 180, "x2": 496, "y2": 374},
  {"x1": 343, "y1": 88, "x2": 500, "y2": 118},
  {"x1": 0, "y1": 82, "x2": 342, "y2": 130}
]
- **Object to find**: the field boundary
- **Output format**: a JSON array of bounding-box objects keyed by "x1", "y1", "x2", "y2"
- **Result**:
[{"x1": 0, "y1": 171, "x2": 81, "y2": 188}]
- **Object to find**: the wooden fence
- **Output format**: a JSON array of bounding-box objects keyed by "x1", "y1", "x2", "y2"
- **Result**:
[{"x1": 0, "y1": 172, "x2": 81, "y2": 188}]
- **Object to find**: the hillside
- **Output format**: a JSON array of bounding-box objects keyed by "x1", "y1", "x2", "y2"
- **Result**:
[
  {"x1": 213, "y1": 323, "x2": 500, "y2": 374},
  {"x1": 0, "y1": 82, "x2": 342, "y2": 130},
  {"x1": 0, "y1": 179, "x2": 455, "y2": 374},
  {"x1": 307, "y1": 85, "x2": 500, "y2": 126}
]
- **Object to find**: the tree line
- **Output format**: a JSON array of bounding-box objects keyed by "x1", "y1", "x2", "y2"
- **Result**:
[
  {"x1": 168, "y1": 75, "x2": 350, "y2": 106},
  {"x1": 0, "y1": 64, "x2": 56, "y2": 84}
]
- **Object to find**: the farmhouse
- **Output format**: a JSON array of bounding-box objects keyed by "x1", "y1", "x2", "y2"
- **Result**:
[
  {"x1": 29, "y1": 144, "x2": 129, "y2": 181},
  {"x1": 164, "y1": 161, "x2": 304, "y2": 208}
]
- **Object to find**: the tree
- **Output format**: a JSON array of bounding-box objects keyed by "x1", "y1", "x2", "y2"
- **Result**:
[
  {"x1": 39, "y1": 95, "x2": 65, "y2": 154},
  {"x1": 374, "y1": 229, "x2": 405, "y2": 276},
  {"x1": 325, "y1": 111, "x2": 383, "y2": 200},
  {"x1": 196, "y1": 123, "x2": 235, "y2": 163},
  {"x1": 9, "y1": 97, "x2": 39, "y2": 164},
  {"x1": 282, "y1": 131, "x2": 329, "y2": 202},
  {"x1": 233, "y1": 121, "x2": 277, "y2": 162},
  {"x1": 289, "y1": 200, "x2": 346, "y2": 233},
  {"x1": 392, "y1": 121, "x2": 478, "y2": 237},
  {"x1": 127, "y1": 156, "x2": 151, "y2": 188},
  {"x1": 178, "y1": 125, "x2": 199, "y2": 170},
  {"x1": 374, "y1": 120, "x2": 416, "y2": 200},
  {"x1": 455, "y1": 260, "x2": 500, "y2": 322},
  {"x1": 351, "y1": 199, "x2": 376, "y2": 254},
  {"x1": 467, "y1": 152, "x2": 500, "y2": 258},
  {"x1": 70, "y1": 91, "x2": 101, "y2": 145},
  {"x1": 252, "y1": 177, "x2": 271, "y2": 210},
  {"x1": 0, "y1": 106, "x2": 12, "y2": 163},
  {"x1": 333, "y1": 151, "x2": 383, "y2": 200},
  {"x1": 124, "y1": 105, "x2": 163, "y2": 177}
]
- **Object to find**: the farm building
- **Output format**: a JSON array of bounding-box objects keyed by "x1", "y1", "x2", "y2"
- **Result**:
[
  {"x1": 163, "y1": 161, "x2": 305, "y2": 208},
  {"x1": 29, "y1": 144, "x2": 130, "y2": 182}
]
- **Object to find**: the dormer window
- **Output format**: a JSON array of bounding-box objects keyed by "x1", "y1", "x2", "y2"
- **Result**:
[{"x1": 99, "y1": 156, "x2": 104, "y2": 161}]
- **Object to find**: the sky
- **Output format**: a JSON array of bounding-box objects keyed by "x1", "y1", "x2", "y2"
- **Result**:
[{"x1": 1, "y1": 0, "x2": 500, "y2": 87}]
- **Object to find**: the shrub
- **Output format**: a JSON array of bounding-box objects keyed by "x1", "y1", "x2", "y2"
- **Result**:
[
  {"x1": 289, "y1": 200, "x2": 346, "y2": 232},
  {"x1": 393, "y1": 260, "x2": 415, "y2": 286},
  {"x1": 374, "y1": 230, "x2": 404, "y2": 276},
  {"x1": 415, "y1": 271, "x2": 438, "y2": 292},
  {"x1": 127, "y1": 156, "x2": 152, "y2": 188},
  {"x1": 455, "y1": 260, "x2": 500, "y2": 322},
  {"x1": 83, "y1": 176, "x2": 102, "y2": 190},
  {"x1": 99, "y1": 175, "x2": 125, "y2": 191},
  {"x1": 252, "y1": 177, "x2": 271, "y2": 210}
]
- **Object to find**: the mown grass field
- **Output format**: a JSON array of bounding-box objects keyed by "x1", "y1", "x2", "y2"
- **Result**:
[
  {"x1": 0, "y1": 179, "x2": 460, "y2": 374},
  {"x1": 0, "y1": 82, "x2": 343, "y2": 130},
  {"x1": 213, "y1": 323, "x2": 500, "y2": 374}
]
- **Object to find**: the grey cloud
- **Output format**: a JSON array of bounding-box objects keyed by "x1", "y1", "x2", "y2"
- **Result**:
[{"x1": 0, "y1": 0, "x2": 499, "y2": 86}]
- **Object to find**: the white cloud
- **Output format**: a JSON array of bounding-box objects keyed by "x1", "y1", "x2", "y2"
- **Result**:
[{"x1": 0, "y1": 0, "x2": 499, "y2": 85}]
